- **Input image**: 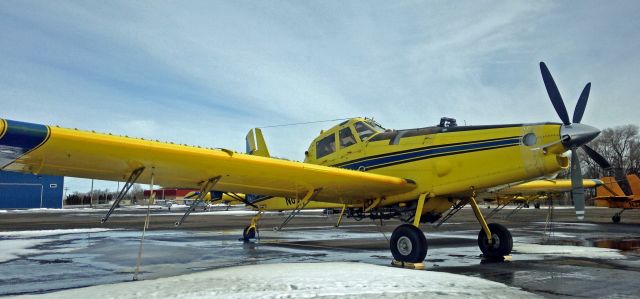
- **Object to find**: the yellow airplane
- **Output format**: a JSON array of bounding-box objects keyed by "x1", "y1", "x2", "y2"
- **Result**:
[
  {"x1": 0, "y1": 62, "x2": 611, "y2": 263},
  {"x1": 481, "y1": 179, "x2": 604, "y2": 218}
]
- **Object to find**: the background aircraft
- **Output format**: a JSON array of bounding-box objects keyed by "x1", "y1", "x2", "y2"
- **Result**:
[
  {"x1": 481, "y1": 179, "x2": 604, "y2": 218},
  {"x1": 593, "y1": 174, "x2": 640, "y2": 223}
]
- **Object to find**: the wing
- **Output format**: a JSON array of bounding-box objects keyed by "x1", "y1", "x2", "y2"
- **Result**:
[
  {"x1": 498, "y1": 179, "x2": 603, "y2": 194},
  {"x1": 0, "y1": 119, "x2": 416, "y2": 203}
]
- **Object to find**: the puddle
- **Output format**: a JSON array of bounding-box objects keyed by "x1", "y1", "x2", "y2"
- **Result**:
[{"x1": 591, "y1": 239, "x2": 640, "y2": 252}]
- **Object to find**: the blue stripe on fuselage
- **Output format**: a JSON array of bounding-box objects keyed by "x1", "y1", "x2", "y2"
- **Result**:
[
  {"x1": 0, "y1": 120, "x2": 49, "y2": 168},
  {"x1": 338, "y1": 137, "x2": 521, "y2": 171}
]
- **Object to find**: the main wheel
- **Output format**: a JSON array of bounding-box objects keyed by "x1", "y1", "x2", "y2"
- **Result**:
[
  {"x1": 243, "y1": 225, "x2": 256, "y2": 242},
  {"x1": 390, "y1": 224, "x2": 428, "y2": 263},
  {"x1": 478, "y1": 223, "x2": 513, "y2": 258},
  {"x1": 612, "y1": 215, "x2": 621, "y2": 223}
]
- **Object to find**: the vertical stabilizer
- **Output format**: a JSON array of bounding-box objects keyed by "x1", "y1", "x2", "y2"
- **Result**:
[
  {"x1": 626, "y1": 174, "x2": 640, "y2": 196},
  {"x1": 596, "y1": 177, "x2": 626, "y2": 197},
  {"x1": 245, "y1": 128, "x2": 270, "y2": 157}
]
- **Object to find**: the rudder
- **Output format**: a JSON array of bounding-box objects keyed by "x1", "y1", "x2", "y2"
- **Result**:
[
  {"x1": 626, "y1": 174, "x2": 640, "y2": 196},
  {"x1": 245, "y1": 128, "x2": 270, "y2": 157}
]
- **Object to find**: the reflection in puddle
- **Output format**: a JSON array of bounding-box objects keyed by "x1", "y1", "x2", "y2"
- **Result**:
[{"x1": 542, "y1": 238, "x2": 640, "y2": 252}]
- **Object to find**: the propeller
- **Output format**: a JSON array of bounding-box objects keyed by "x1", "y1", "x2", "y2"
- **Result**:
[{"x1": 539, "y1": 62, "x2": 610, "y2": 220}]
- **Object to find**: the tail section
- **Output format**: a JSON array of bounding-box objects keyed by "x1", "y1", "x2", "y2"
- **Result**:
[
  {"x1": 596, "y1": 176, "x2": 626, "y2": 197},
  {"x1": 245, "y1": 128, "x2": 270, "y2": 157},
  {"x1": 626, "y1": 174, "x2": 640, "y2": 196}
]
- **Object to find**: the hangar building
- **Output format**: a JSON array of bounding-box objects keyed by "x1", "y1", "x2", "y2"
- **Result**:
[{"x1": 0, "y1": 171, "x2": 64, "y2": 209}]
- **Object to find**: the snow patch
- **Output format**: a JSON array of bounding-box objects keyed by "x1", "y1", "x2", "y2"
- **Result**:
[
  {"x1": 513, "y1": 244, "x2": 625, "y2": 259},
  {"x1": 8, "y1": 262, "x2": 539, "y2": 298},
  {"x1": 0, "y1": 239, "x2": 52, "y2": 263}
]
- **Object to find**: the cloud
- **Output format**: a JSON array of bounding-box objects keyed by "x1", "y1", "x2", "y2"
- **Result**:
[{"x1": 1, "y1": 0, "x2": 639, "y2": 192}]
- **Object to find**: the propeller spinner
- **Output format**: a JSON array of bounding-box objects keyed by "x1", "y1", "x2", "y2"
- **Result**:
[{"x1": 539, "y1": 62, "x2": 611, "y2": 220}]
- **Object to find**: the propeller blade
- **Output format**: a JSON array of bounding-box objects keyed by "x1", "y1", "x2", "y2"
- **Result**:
[
  {"x1": 581, "y1": 144, "x2": 611, "y2": 170},
  {"x1": 572, "y1": 83, "x2": 591, "y2": 123},
  {"x1": 540, "y1": 62, "x2": 571, "y2": 125},
  {"x1": 570, "y1": 149, "x2": 585, "y2": 220}
]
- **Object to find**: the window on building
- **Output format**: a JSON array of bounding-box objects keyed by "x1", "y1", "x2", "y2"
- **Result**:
[
  {"x1": 354, "y1": 122, "x2": 376, "y2": 141},
  {"x1": 316, "y1": 133, "x2": 336, "y2": 159},
  {"x1": 339, "y1": 127, "x2": 357, "y2": 149}
]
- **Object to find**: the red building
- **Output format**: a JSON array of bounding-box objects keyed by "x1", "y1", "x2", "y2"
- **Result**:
[{"x1": 143, "y1": 188, "x2": 198, "y2": 201}]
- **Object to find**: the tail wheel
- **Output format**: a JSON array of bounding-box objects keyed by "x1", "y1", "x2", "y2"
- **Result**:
[
  {"x1": 612, "y1": 215, "x2": 621, "y2": 223},
  {"x1": 390, "y1": 224, "x2": 428, "y2": 263},
  {"x1": 243, "y1": 225, "x2": 256, "y2": 242},
  {"x1": 478, "y1": 223, "x2": 513, "y2": 258}
]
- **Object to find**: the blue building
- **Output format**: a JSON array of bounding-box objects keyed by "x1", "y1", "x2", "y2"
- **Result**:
[{"x1": 0, "y1": 171, "x2": 64, "y2": 209}]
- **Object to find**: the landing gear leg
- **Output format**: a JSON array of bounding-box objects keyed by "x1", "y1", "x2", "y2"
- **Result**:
[
  {"x1": 335, "y1": 204, "x2": 346, "y2": 228},
  {"x1": 469, "y1": 190, "x2": 513, "y2": 258},
  {"x1": 390, "y1": 193, "x2": 428, "y2": 264}
]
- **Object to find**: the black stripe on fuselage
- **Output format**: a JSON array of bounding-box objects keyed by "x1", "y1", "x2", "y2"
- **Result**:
[
  {"x1": 359, "y1": 143, "x2": 519, "y2": 171},
  {"x1": 332, "y1": 136, "x2": 521, "y2": 169}
]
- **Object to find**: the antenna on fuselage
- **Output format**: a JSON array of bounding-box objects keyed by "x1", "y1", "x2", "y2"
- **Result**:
[{"x1": 257, "y1": 117, "x2": 353, "y2": 129}]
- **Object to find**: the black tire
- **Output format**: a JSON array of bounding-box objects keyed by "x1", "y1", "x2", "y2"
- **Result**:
[
  {"x1": 243, "y1": 226, "x2": 256, "y2": 242},
  {"x1": 390, "y1": 224, "x2": 428, "y2": 263},
  {"x1": 534, "y1": 203, "x2": 540, "y2": 209},
  {"x1": 612, "y1": 215, "x2": 621, "y2": 224},
  {"x1": 524, "y1": 203, "x2": 530, "y2": 208},
  {"x1": 478, "y1": 223, "x2": 513, "y2": 258}
]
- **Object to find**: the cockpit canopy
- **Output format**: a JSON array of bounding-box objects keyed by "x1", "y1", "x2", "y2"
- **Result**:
[{"x1": 309, "y1": 118, "x2": 385, "y2": 161}]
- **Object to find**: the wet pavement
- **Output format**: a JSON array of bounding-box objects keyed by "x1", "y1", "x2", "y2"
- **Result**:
[{"x1": 1, "y1": 206, "x2": 639, "y2": 298}]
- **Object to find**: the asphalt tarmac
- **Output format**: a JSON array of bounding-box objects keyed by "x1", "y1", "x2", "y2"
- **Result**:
[{"x1": 1, "y1": 205, "x2": 639, "y2": 298}]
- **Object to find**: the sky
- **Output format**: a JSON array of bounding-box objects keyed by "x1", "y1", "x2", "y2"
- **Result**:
[{"x1": 1, "y1": 0, "x2": 639, "y2": 193}]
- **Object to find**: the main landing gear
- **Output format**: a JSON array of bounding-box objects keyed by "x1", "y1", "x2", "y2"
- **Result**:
[
  {"x1": 241, "y1": 188, "x2": 322, "y2": 243},
  {"x1": 243, "y1": 211, "x2": 262, "y2": 242},
  {"x1": 611, "y1": 208, "x2": 628, "y2": 223},
  {"x1": 389, "y1": 191, "x2": 513, "y2": 264}
]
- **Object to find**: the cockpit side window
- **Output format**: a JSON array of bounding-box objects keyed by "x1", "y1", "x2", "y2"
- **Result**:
[
  {"x1": 316, "y1": 133, "x2": 336, "y2": 159},
  {"x1": 339, "y1": 127, "x2": 357, "y2": 149},
  {"x1": 354, "y1": 122, "x2": 376, "y2": 141}
]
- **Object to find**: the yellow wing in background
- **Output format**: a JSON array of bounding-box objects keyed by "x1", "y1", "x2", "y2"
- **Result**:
[
  {"x1": 0, "y1": 119, "x2": 416, "y2": 203},
  {"x1": 495, "y1": 179, "x2": 603, "y2": 194}
]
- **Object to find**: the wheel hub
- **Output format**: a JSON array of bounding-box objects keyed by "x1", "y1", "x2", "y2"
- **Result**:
[
  {"x1": 397, "y1": 236, "x2": 413, "y2": 256},
  {"x1": 490, "y1": 234, "x2": 501, "y2": 248}
]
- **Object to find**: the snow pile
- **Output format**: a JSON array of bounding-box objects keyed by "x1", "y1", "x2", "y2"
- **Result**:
[
  {"x1": 514, "y1": 244, "x2": 624, "y2": 259},
  {"x1": 0, "y1": 228, "x2": 115, "y2": 262},
  {"x1": 0, "y1": 239, "x2": 52, "y2": 263},
  {"x1": 10, "y1": 262, "x2": 538, "y2": 299}
]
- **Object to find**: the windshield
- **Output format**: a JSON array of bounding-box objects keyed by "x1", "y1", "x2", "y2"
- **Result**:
[
  {"x1": 354, "y1": 122, "x2": 376, "y2": 141},
  {"x1": 365, "y1": 119, "x2": 385, "y2": 132}
]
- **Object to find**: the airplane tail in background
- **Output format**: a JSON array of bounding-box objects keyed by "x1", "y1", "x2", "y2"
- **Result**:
[
  {"x1": 626, "y1": 174, "x2": 640, "y2": 196},
  {"x1": 246, "y1": 128, "x2": 271, "y2": 157},
  {"x1": 596, "y1": 177, "x2": 626, "y2": 197}
]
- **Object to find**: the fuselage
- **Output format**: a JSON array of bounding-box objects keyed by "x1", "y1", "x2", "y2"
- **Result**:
[{"x1": 304, "y1": 118, "x2": 569, "y2": 215}]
